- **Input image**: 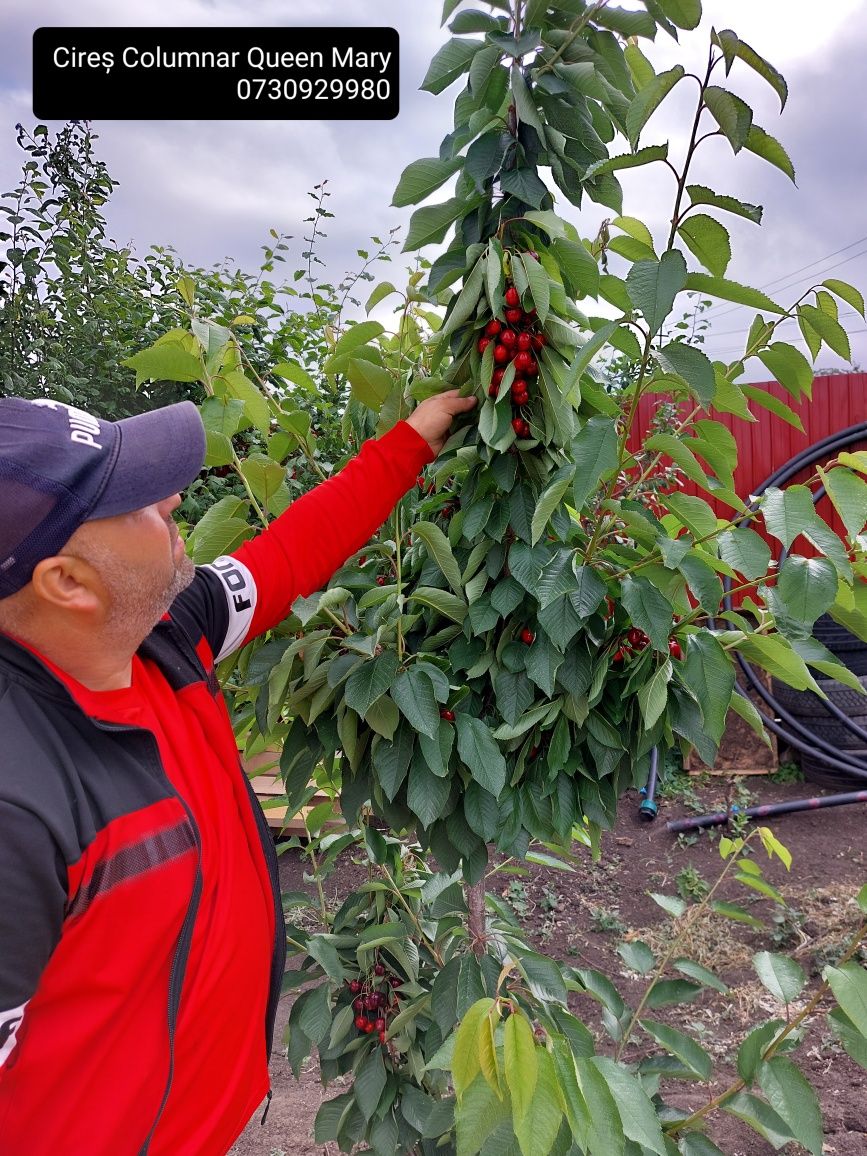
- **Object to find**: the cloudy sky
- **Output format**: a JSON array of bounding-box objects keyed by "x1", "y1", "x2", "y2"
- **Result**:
[{"x1": 2, "y1": 0, "x2": 866, "y2": 377}]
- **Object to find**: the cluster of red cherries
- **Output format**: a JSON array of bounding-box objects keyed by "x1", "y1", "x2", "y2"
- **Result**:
[
  {"x1": 613, "y1": 627, "x2": 682, "y2": 663},
  {"x1": 349, "y1": 961, "x2": 402, "y2": 1045},
  {"x1": 478, "y1": 284, "x2": 546, "y2": 440}
]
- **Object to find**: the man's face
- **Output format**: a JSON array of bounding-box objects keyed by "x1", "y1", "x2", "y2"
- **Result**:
[{"x1": 64, "y1": 493, "x2": 195, "y2": 639}]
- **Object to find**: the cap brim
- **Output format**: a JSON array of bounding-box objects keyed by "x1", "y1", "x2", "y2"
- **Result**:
[{"x1": 90, "y1": 400, "x2": 206, "y2": 519}]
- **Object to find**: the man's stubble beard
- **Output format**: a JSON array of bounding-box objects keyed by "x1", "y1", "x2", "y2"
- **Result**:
[{"x1": 83, "y1": 541, "x2": 196, "y2": 647}]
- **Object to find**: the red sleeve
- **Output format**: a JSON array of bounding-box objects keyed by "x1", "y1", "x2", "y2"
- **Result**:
[{"x1": 231, "y1": 419, "x2": 436, "y2": 641}]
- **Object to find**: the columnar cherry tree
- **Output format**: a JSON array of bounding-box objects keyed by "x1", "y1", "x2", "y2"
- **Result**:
[{"x1": 124, "y1": 1, "x2": 867, "y2": 1152}]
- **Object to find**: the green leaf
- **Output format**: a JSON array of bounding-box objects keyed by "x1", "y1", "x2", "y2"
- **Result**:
[
  {"x1": 404, "y1": 198, "x2": 465, "y2": 251},
  {"x1": 122, "y1": 342, "x2": 203, "y2": 386},
  {"x1": 464, "y1": 781, "x2": 499, "y2": 841},
  {"x1": 656, "y1": 0, "x2": 702, "y2": 30},
  {"x1": 757, "y1": 1056, "x2": 823, "y2": 1156},
  {"x1": 798, "y1": 303, "x2": 851, "y2": 360},
  {"x1": 532, "y1": 468, "x2": 574, "y2": 546},
  {"x1": 761, "y1": 484, "x2": 815, "y2": 549},
  {"x1": 393, "y1": 156, "x2": 463, "y2": 207},
  {"x1": 455, "y1": 714, "x2": 507, "y2": 795},
  {"x1": 686, "y1": 184, "x2": 763, "y2": 224},
  {"x1": 650, "y1": 892, "x2": 687, "y2": 918},
  {"x1": 510, "y1": 62, "x2": 544, "y2": 134},
  {"x1": 271, "y1": 359, "x2": 318, "y2": 393},
  {"x1": 711, "y1": 900, "x2": 762, "y2": 928},
  {"x1": 407, "y1": 759, "x2": 451, "y2": 828},
  {"x1": 640, "y1": 1019, "x2": 713, "y2": 1080},
  {"x1": 677, "y1": 213, "x2": 731, "y2": 278},
  {"x1": 673, "y1": 958, "x2": 728, "y2": 993},
  {"x1": 717, "y1": 527, "x2": 771, "y2": 580},
  {"x1": 565, "y1": 322, "x2": 619, "y2": 395},
  {"x1": 617, "y1": 940, "x2": 655, "y2": 974},
  {"x1": 737, "y1": 1020, "x2": 782, "y2": 1083},
  {"x1": 344, "y1": 651, "x2": 400, "y2": 717},
  {"x1": 822, "y1": 466, "x2": 867, "y2": 538},
  {"x1": 325, "y1": 320, "x2": 385, "y2": 370},
  {"x1": 777, "y1": 555, "x2": 837, "y2": 625},
  {"x1": 744, "y1": 124, "x2": 796, "y2": 182},
  {"x1": 239, "y1": 455, "x2": 285, "y2": 506},
  {"x1": 741, "y1": 384, "x2": 804, "y2": 431},
  {"x1": 441, "y1": 253, "x2": 486, "y2": 338},
  {"x1": 646, "y1": 979, "x2": 703, "y2": 1008},
  {"x1": 453, "y1": 998, "x2": 496, "y2": 1097},
  {"x1": 626, "y1": 66, "x2": 685, "y2": 148},
  {"x1": 729, "y1": 691, "x2": 772, "y2": 749},
  {"x1": 517, "y1": 951, "x2": 568, "y2": 1004},
  {"x1": 752, "y1": 951, "x2": 806, "y2": 1004},
  {"x1": 655, "y1": 342, "x2": 716, "y2": 406},
  {"x1": 422, "y1": 37, "x2": 482, "y2": 94},
  {"x1": 828, "y1": 1006, "x2": 867, "y2": 1069},
  {"x1": 678, "y1": 552, "x2": 723, "y2": 613},
  {"x1": 638, "y1": 659, "x2": 672, "y2": 729},
  {"x1": 572, "y1": 417, "x2": 619, "y2": 509},
  {"x1": 584, "y1": 143, "x2": 669, "y2": 180},
  {"x1": 575, "y1": 1058, "x2": 626, "y2": 1155},
  {"x1": 500, "y1": 166, "x2": 550, "y2": 210},
  {"x1": 354, "y1": 1049, "x2": 388, "y2": 1121},
  {"x1": 626, "y1": 250, "x2": 688, "y2": 337},
  {"x1": 702, "y1": 86, "x2": 753, "y2": 152},
  {"x1": 514, "y1": 1048, "x2": 563, "y2": 1156},
  {"x1": 520, "y1": 252, "x2": 551, "y2": 324},
  {"x1": 413, "y1": 520, "x2": 465, "y2": 595},
  {"x1": 365, "y1": 694, "x2": 400, "y2": 740},
  {"x1": 823, "y1": 277, "x2": 865, "y2": 319},
  {"x1": 683, "y1": 272, "x2": 785, "y2": 314},
  {"x1": 825, "y1": 963, "x2": 867, "y2": 1037},
  {"x1": 756, "y1": 342, "x2": 814, "y2": 399},
  {"x1": 220, "y1": 370, "x2": 271, "y2": 433},
  {"x1": 298, "y1": 983, "x2": 332, "y2": 1044},
  {"x1": 551, "y1": 237, "x2": 600, "y2": 298},
  {"x1": 408, "y1": 586, "x2": 468, "y2": 623},
  {"x1": 713, "y1": 29, "x2": 788, "y2": 110},
  {"x1": 722, "y1": 1091, "x2": 796, "y2": 1148},
  {"x1": 734, "y1": 634, "x2": 822, "y2": 693},
  {"x1": 591, "y1": 1056, "x2": 668, "y2": 1155},
  {"x1": 391, "y1": 668, "x2": 441, "y2": 739},
  {"x1": 678, "y1": 1135, "x2": 725, "y2": 1156},
  {"x1": 504, "y1": 1013, "x2": 538, "y2": 1125},
  {"x1": 682, "y1": 631, "x2": 735, "y2": 747}
]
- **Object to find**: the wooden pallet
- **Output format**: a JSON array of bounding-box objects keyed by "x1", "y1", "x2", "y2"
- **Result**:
[{"x1": 243, "y1": 750, "x2": 339, "y2": 833}]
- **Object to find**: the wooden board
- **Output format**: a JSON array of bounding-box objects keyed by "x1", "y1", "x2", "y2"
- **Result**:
[{"x1": 243, "y1": 751, "x2": 339, "y2": 833}]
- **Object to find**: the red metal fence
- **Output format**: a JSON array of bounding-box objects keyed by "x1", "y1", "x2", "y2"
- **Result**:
[{"x1": 626, "y1": 372, "x2": 867, "y2": 550}]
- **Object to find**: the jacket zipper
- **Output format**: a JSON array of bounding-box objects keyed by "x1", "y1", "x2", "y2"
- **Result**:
[
  {"x1": 239, "y1": 768, "x2": 286, "y2": 1057},
  {"x1": 88, "y1": 720, "x2": 204, "y2": 1155}
]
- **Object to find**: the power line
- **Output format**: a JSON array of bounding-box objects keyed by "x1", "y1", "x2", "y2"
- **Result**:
[
  {"x1": 706, "y1": 326, "x2": 867, "y2": 359},
  {"x1": 702, "y1": 246, "x2": 867, "y2": 322},
  {"x1": 705, "y1": 307, "x2": 860, "y2": 341}
]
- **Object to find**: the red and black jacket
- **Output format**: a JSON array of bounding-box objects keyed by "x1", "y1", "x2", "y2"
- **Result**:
[{"x1": 0, "y1": 419, "x2": 435, "y2": 1154}]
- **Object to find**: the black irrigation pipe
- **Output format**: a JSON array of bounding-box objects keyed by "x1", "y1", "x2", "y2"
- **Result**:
[
  {"x1": 667, "y1": 789, "x2": 867, "y2": 833},
  {"x1": 665, "y1": 422, "x2": 867, "y2": 835}
]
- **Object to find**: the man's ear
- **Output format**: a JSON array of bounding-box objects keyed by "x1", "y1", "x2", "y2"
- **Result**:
[{"x1": 29, "y1": 553, "x2": 104, "y2": 616}]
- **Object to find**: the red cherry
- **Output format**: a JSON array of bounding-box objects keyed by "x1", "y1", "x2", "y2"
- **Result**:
[
  {"x1": 478, "y1": 336, "x2": 491, "y2": 354},
  {"x1": 627, "y1": 628, "x2": 642, "y2": 647},
  {"x1": 376, "y1": 576, "x2": 386, "y2": 586},
  {"x1": 505, "y1": 286, "x2": 520, "y2": 307},
  {"x1": 613, "y1": 648, "x2": 624, "y2": 663},
  {"x1": 485, "y1": 319, "x2": 502, "y2": 336},
  {"x1": 603, "y1": 597, "x2": 615, "y2": 620},
  {"x1": 520, "y1": 420, "x2": 531, "y2": 437},
  {"x1": 440, "y1": 708, "x2": 456, "y2": 721},
  {"x1": 494, "y1": 344, "x2": 510, "y2": 364},
  {"x1": 505, "y1": 307, "x2": 523, "y2": 325},
  {"x1": 365, "y1": 995, "x2": 378, "y2": 1011},
  {"x1": 353, "y1": 996, "x2": 364, "y2": 1011},
  {"x1": 514, "y1": 351, "x2": 532, "y2": 373},
  {"x1": 364, "y1": 1022, "x2": 376, "y2": 1033},
  {"x1": 532, "y1": 332, "x2": 547, "y2": 349},
  {"x1": 529, "y1": 745, "x2": 539, "y2": 759},
  {"x1": 375, "y1": 1018, "x2": 386, "y2": 1032},
  {"x1": 389, "y1": 976, "x2": 402, "y2": 989},
  {"x1": 512, "y1": 418, "x2": 524, "y2": 434},
  {"x1": 515, "y1": 396, "x2": 529, "y2": 408},
  {"x1": 669, "y1": 639, "x2": 683, "y2": 659},
  {"x1": 416, "y1": 475, "x2": 425, "y2": 488},
  {"x1": 517, "y1": 332, "x2": 532, "y2": 351},
  {"x1": 510, "y1": 378, "x2": 526, "y2": 397},
  {"x1": 379, "y1": 1029, "x2": 387, "y2": 1043},
  {"x1": 358, "y1": 555, "x2": 366, "y2": 565},
  {"x1": 520, "y1": 627, "x2": 535, "y2": 644},
  {"x1": 500, "y1": 329, "x2": 517, "y2": 348},
  {"x1": 355, "y1": 1015, "x2": 367, "y2": 1030},
  {"x1": 488, "y1": 383, "x2": 499, "y2": 398},
  {"x1": 374, "y1": 963, "x2": 385, "y2": 976},
  {"x1": 349, "y1": 980, "x2": 362, "y2": 994},
  {"x1": 525, "y1": 356, "x2": 539, "y2": 376},
  {"x1": 492, "y1": 367, "x2": 506, "y2": 385}
]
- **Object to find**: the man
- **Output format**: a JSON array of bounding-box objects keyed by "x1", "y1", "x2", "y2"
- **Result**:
[{"x1": 0, "y1": 387, "x2": 475, "y2": 1155}]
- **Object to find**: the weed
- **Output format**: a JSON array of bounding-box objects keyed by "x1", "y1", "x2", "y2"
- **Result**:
[
  {"x1": 770, "y1": 760, "x2": 805, "y2": 785},
  {"x1": 590, "y1": 906, "x2": 627, "y2": 935},
  {"x1": 769, "y1": 904, "x2": 806, "y2": 950},
  {"x1": 504, "y1": 879, "x2": 531, "y2": 918},
  {"x1": 676, "y1": 865, "x2": 710, "y2": 904},
  {"x1": 658, "y1": 770, "x2": 706, "y2": 813},
  {"x1": 541, "y1": 886, "x2": 562, "y2": 913}
]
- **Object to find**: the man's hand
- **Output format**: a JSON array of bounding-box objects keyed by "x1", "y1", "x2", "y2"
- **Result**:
[{"x1": 405, "y1": 389, "x2": 478, "y2": 456}]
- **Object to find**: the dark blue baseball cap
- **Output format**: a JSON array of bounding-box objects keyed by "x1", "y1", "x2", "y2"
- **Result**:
[{"x1": 0, "y1": 396, "x2": 206, "y2": 597}]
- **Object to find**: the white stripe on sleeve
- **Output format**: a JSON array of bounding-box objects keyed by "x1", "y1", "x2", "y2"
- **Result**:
[
  {"x1": 202, "y1": 555, "x2": 258, "y2": 662},
  {"x1": 0, "y1": 1001, "x2": 27, "y2": 1066}
]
